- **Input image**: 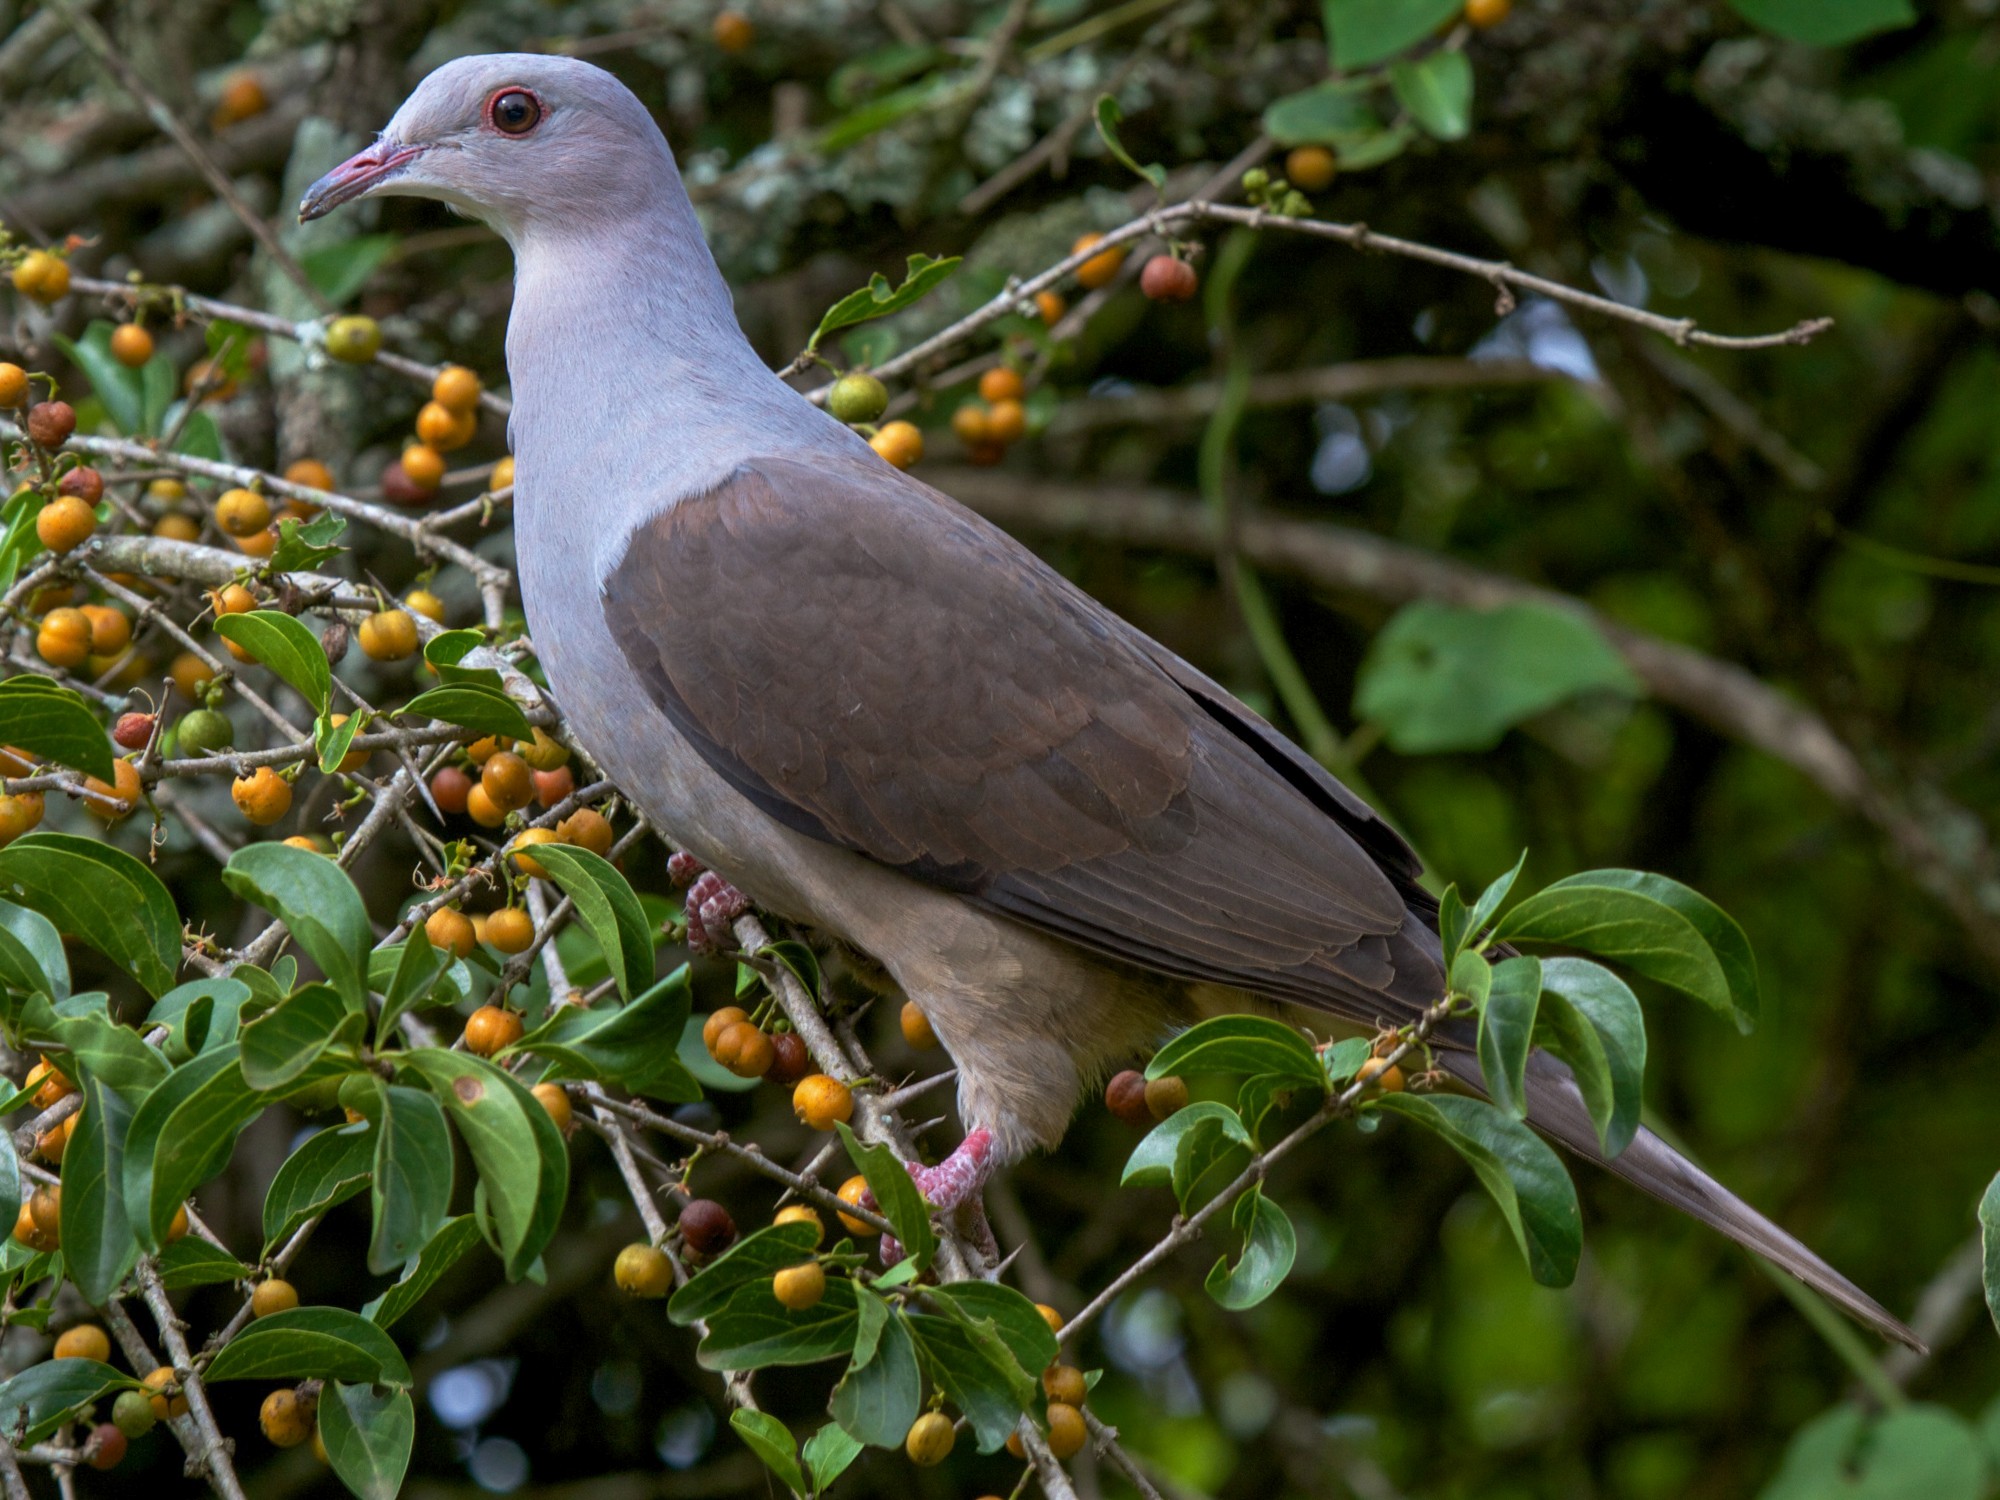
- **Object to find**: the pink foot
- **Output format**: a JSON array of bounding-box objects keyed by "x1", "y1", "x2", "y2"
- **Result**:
[
  {"x1": 683, "y1": 870, "x2": 747, "y2": 955},
  {"x1": 878, "y1": 1128, "x2": 998, "y2": 1267}
]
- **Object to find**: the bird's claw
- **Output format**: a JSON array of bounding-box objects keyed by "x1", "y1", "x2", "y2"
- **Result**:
[{"x1": 683, "y1": 870, "x2": 747, "y2": 954}]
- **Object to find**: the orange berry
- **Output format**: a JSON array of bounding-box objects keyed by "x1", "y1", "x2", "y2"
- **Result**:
[
  {"x1": 357, "y1": 609, "x2": 418, "y2": 662},
  {"x1": 83, "y1": 758, "x2": 143, "y2": 822},
  {"x1": 431, "y1": 365, "x2": 482, "y2": 413},
  {"x1": 773, "y1": 1204, "x2": 823, "y2": 1246},
  {"x1": 869, "y1": 420, "x2": 923, "y2": 470},
  {"x1": 142, "y1": 1368, "x2": 188, "y2": 1420},
  {"x1": 836, "y1": 1175, "x2": 877, "y2": 1236},
  {"x1": 110, "y1": 323, "x2": 154, "y2": 367},
  {"x1": 259, "y1": 1388, "x2": 314, "y2": 1448},
  {"x1": 531, "y1": 1082, "x2": 573, "y2": 1134},
  {"x1": 899, "y1": 1002, "x2": 938, "y2": 1050},
  {"x1": 1465, "y1": 0, "x2": 1510, "y2": 25},
  {"x1": 614, "y1": 1243, "x2": 672, "y2": 1297},
  {"x1": 985, "y1": 398, "x2": 1026, "y2": 445},
  {"x1": 555, "y1": 806, "x2": 613, "y2": 856},
  {"x1": 0, "y1": 793, "x2": 44, "y2": 846},
  {"x1": 490, "y1": 455, "x2": 515, "y2": 492},
  {"x1": 463, "y1": 1004, "x2": 522, "y2": 1056},
  {"x1": 1144, "y1": 1074, "x2": 1189, "y2": 1120},
  {"x1": 232, "y1": 766, "x2": 292, "y2": 825},
  {"x1": 405, "y1": 588, "x2": 446, "y2": 623},
  {"x1": 464, "y1": 784, "x2": 506, "y2": 828},
  {"x1": 484, "y1": 907, "x2": 534, "y2": 954},
  {"x1": 1034, "y1": 1302, "x2": 1064, "y2": 1335},
  {"x1": 12, "y1": 251, "x2": 69, "y2": 305},
  {"x1": 772, "y1": 1260, "x2": 826, "y2": 1310},
  {"x1": 791, "y1": 1074, "x2": 854, "y2": 1131},
  {"x1": 415, "y1": 400, "x2": 476, "y2": 452},
  {"x1": 1045, "y1": 1401, "x2": 1087, "y2": 1459},
  {"x1": 905, "y1": 1411, "x2": 954, "y2": 1466},
  {"x1": 1044, "y1": 1364, "x2": 1087, "y2": 1406},
  {"x1": 283, "y1": 457, "x2": 335, "y2": 492},
  {"x1": 251, "y1": 1279, "x2": 300, "y2": 1318},
  {"x1": 712, "y1": 1021, "x2": 774, "y2": 1079},
  {"x1": 398, "y1": 444, "x2": 446, "y2": 492},
  {"x1": 1139, "y1": 255, "x2": 1199, "y2": 303},
  {"x1": 35, "y1": 495, "x2": 95, "y2": 553},
  {"x1": 1357, "y1": 1057, "x2": 1405, "y2": 1093},
  {"x1": 324, "y1": 713, "x2": 369, "y2": 773},
  {"x1": 1035, "y1": 289, "x2": 1067, "y2": 325},
  {"x1": 978, "y1": 367, "x2": 1024, "y2": 403},
  {"x1": 1073, "y1": 232, "x2": 1126, "y2": 290},
  {"x1": 507, "y1": 826, "x2": 559, "y2": 876},
  {"x1": 0, "y1": 363, "x2": 27, "y2": 406},
  {"x1": 1285, "y1": 145, "x2": 1338, "y2": 192},
  {"x1": 702, "y1": 1006, "x2": 750, "y2": 1056},
  {"x1": 713, "y1": 9, "x2": 755, "y2": 51},
  {"x1": 29, "y1": 1185, "x2": 60, "y2": 1241},
  {"x1": 81, "y1": 604, "x2": 130, "y2": 654},
  {"x1": 169, "y1": 651, "x2": 214, "y2": 700},
  {"x1": 214, "y1": 488, "x2": 270, "y2": 537},
  {"x1": 480, "y1": 751, "x2": 533, "y2": 812},
  {"x1": 214, "y1": 72, "x2": 268, "y2": 127},
  {"x1": 951, "y1": 403, "x2": 991, "y2": 445},
  {"x1": 53, "y1": 1324, "x2": 110, "y2": 1361},
  {"x1": 425, "y1": 907, "x2": 477, "y2": 959},
  {"x1": 209, "y1": 582, "x2": 256, "y2": 616},
  {"x1": 35, "y1": 606, "x2": 91, "y2": 668}
]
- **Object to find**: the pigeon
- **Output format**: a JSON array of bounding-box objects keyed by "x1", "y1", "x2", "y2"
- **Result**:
[{"x1": 301, "y1": 53, "x2": 1919, "y2": 1349}]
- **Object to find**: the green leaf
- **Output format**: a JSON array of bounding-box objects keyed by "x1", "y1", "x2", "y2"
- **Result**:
[
  {"x1": 506, "y1": 967, "x2": 700, "y2": 1101},
  {"x1": 370, "y1": 931, "x2": 454, "y2": 1047},
  {"x1": 1759, "y1": 1402, "x2": 1989, "y2": 1500},
  {"x1": 0, "y1": 676, "x2": 114, "y2": 780},
  {"x1": 399, "y1": 1050, "x2": 566, "y2": 1280},
  {"x1": 60, "y1": 1070, "x2": 137, "y2": 1303},
  {"x1": 148, "y1": 977, "x2": 251, "y2": 1061},
  {"x1": 1375, "y1": 1093, "x2": 1582, "y2": 1286},
  {"x1": 925, "y1": 1282, "x2": 1059, "y2": 1376},
  {"x1": 36, "y1": 1007, "x2": 166, "y2": 1100},
  {"x1": 1494, "y1": 869, "x2": 1758, "y2": 1032},
  {"x1": 906, "y1": 1311, "x2": 1032, "y2": 1453},
  {"x1": 315, "y1": 709, "x2": 365, "y2": 775},
  {"x1": 203, "y1": 1306, "x2": 411, "y2": 1386},
  {"x1": 729, "y1": 1408, "x2": 806, "y2": 1494},
  {"x1": 139, "y1": 350, "x2": 174, "y2": 435},
  {"x1": 122, "y1": 1045, "x2": 263, "y2": 1250},
  {"x1": 174, "y1": 410, "x2": 223, "y2": 460},
  {"x1": 269, "y1": 510, "x2": 347, "y2": 573},
  {"x1": 1122, "y1": 1101, "x2": 1249, "y2": 1189},
  {"x1": 0, "y1": 896, "x2": 68, "y2": 1000},
  {"x1": 214, "y1": 610, "x2": 332, "y2": 715},
  {"x1": 0, "y1": 1359, "x2": 134, "y2": 1445},
  {"x1": 1354, "y1": 600, "x2": 1641, "y2": 754},
  {"x1": 421, "y1": 629, "x2": 500, "y2": 687},
  {"x1": 52, "y1": 323, "x2": 146, "y2": 435},
  {"x1": 223, "y1": 841, "x2": 372, "y2": 1010},
  {"x1": 836, "y1": 1122, "x2": 935, "y2": 1271},
  {"x1": 1445, "y1": 850, "x2": 1528, "y2": 964},
  {"x1": 365, "y1": 1216, "x2": 483, "y2": 1327},
  {"x1": 1536, "y1": 957, "x2": 1646, "y2": 1157},
  {"x1": 1093, "y1": 94, "x2": 1166, "y2": 189},
  {"x1": 669, "y1": 1222, "x2": 825, "y2": 1326},
  {"x1": 809, "y1": 254, "x2": 962, "y2": 353},
  {"x1": 697, "y1": 1274, "x2": 860, "y2": 1370},
  {"x1": 1148, "y1": 1015, "x2": 1325, "y2": 1090},
  {"x1": 155, "y1": 1236, "x2": 251, "y2": 1290},
  {"x1": 240, "y1": 983, "x2": 365, "y2": 1091},
  {"x1": 318, "y1": 1381, "x2": 416, "y2": 1500},
  {"x1": 1262, "y1": 78, "x2": 1381, "y2": 147},
  {"x1": 301, "y1": 234, "x2": 398, "y2": 304},
  {"x1": 1321, "y1": 0, "x2": 1462, "y2": 68},
  {"x1": 1981, "y1": 1173, "x2": 1999, "y2": 1340},
  {"x1": 1727, "y1": 0, "x2": 1915, "y2": 46},
  {"x1": 1476, "y1": 954, "x2": 1542, "y2": 1119},
  {"x1": 1239, "y1": 1071, "x2": 1315, "y2": 1146},
  {"x1": 804, "y1": 1421, "x2": 866, "y2": 1490},
  {"x1": 368, "y1": 1085, "x2": 455, "y2": 1275},
  {"x1": 401, "y1": 683, "x2": 533, "y2": 740},
  {"x1": 263, "y1": 1122, "x2": 373, "y2": 1253},
  {"x1": 1205, "y1": 1187, "x2": 1297, "y2": 1310},
  {"x1": 831, "y1": 1295, "x2": 921, "y2": 1448},
  {"x1": 526, "y1": 844, "x2": 655, "y2": 1002},
  {"x1": 1390, "y1": 49, "x2": 1472, "y2": 140},
  {"x1": 0, "y1": 833, "x2": 180, "y2": 996},
  {"x1": 1172, "y1": 1111, "x2": 1255, "y2": 1215}
]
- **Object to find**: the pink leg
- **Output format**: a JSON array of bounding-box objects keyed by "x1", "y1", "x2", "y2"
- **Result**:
[
  {"x1": 877, "y1": 1128, "x2": 999, "y2": 1268},
  {"x1": 682, "y1": 870, "x2": 747, "y2": 956}
]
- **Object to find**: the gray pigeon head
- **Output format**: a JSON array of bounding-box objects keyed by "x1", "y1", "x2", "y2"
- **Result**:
[{"x1": 299, "y1": 53, "x2": 676, "y2": 240}]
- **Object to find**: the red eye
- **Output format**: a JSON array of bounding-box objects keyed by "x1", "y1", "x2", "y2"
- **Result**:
[{"x1": 487, "y1": 89, "x2": 542, "y2": 136}]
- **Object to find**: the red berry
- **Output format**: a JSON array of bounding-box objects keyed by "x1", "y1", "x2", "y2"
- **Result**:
[
  {"x1": 25, "y1": 401, "x2": 75, "y2": 449},
  {"x1": 1140, "y1": 255, "x2": 1199, "y2": 303},
  {"x1": 767, "y1": 1030, "x2": 812, "y2": 1086},
  {"x1": 58, "y1": 466, "x2": 104, "y2": 503},
  {"x1": 679, "y1": 1199, "x2": 736, "y2": 1257},
  {"x1": 112, "y1": 712, "x2": 155, "y2": 750},
  {"x1": 430, "y1": 765, "x2": 472, "y2": 815},
  {"x1": 380, "y1": 459, "x2": 435, "y2": 507},
  {"x1": 88, "y1": 1424, "x2": 128, "y2": 1470},
  {"x1": 1105, "y1": 1069, "x2": 1153, "y2": 1127}
]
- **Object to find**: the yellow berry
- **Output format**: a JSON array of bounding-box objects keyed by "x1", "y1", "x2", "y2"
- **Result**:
[
  {"x1": 772, "y1": 1261, "x2": 826, "y2": 1310},
  {"x1": 614, "y1": 1243, "x2": 673, "y2": 1297}
]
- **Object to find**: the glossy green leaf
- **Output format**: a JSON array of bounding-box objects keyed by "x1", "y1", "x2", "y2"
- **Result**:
[
  {"x1": 0, "y1": 1359, "x2": 134, "y2": 1445},
  {"x1": 318, "y1": 1380, "x2": 416, "y2": 1500},
  {"x1": 1262, "y1": 77, "x2": 1381, "y2": 147},
  {"x1": 122, "y1": 1046, "x2": 262, "y2": 1250},
  {"x1": 368, "y1": 1085, "x2": 454, "y2": 1275},
  {"x1": 527, "y1": 844, "x2": 655, "y2": 1001},
  {"x1": 34, "y1": 1008, "x2": 165, "y2": 1102},
  {"x1": 1390, "y1": 48, "x2": 1472, "y2": 140},
  {"x1": 1477, "y1": 954, "x2": 1542, "y2": 1119},
  {"x1": 1445, "y1": 850, "x2": 1528, "y2": 963},
  {"x1": 506, "y1": 967, "x2": 699, "y2": 1101},
  {"x1": 809, "y1": 253, "x2": 962, "y2": 352},
  {"x1": 214, "y1": 610, "x2": 332, "y2": 715},
  {"x1": 1495, "y1": 869, "x2": 1758, "y2": 1032},
  {"x1": 155, "y1": 1235, "x2": 251, "y2": 1290},
  {"x1": 148, "y1": 977, "x2": 251, "y2": 1061},
  {"x1": 203, "y1": 1306, "x2": 411, "y2": 1385},
  {"x1": 906, "y1": 1311, "x2": 1032, "y2": 1453},
  {"x1": 831, "y1": 1294, "x2": 921, "y2": 1447},
  {"x1": 1148, "y1": 1015, "x2": 1325, "y2": 1089},
  {"x1": 61, "y1": 1069, "x2": 137, "y2": 1303},
  {"x1": 370, "y1": 929, "x2": 453, "y2": 1046},
  {"x1": 269, "y1": 510, "x2": 347, "y2": 572},
  {"x1": 1173, "y1": 1111, "x2": 1255, "y2": 1215},
  {"x1": 1728, "y1": 0, "x2": 1915, "y2": 46},
  {"x1": 926, "y1": 1281, "x2": 1059, "y2": 1376},
  {"x1": 399, "y1": 1050, "x2": 565, "y2": 1280},
  {"x1": 1981, "y1": 1172, "x2": 1999, "y2": 1339},
  {"x1": 0, "y1": 676, "x2": 114, "y2": 780},
  {"x1": 1355, "y1": 600, "x2": 1640, "y2": 754},
  {"x1": 316, "y1": 708, "x2": 365, "y2": 775},
  {"x1": 240, "y1": 982, "x2": 364, "y2": 1091},
  {"x1": 836, "y1": 1122, "x2": 935, "y2": 1271},
  {"x1": 401, "y1": 683, "x2": 533, "y2": 739},
  {"x1": 365, "y1": 1216, "x2": 482, "y2": 1327},
  {"x1": 1320, "y1": 1037, "x2": 1373, "y2": 1088},
  {"x1": 1093, "y1": 93, "x2": 1166, "y2": 189},
  {"x1": 804, "y1": 1421, "x2": 866, "y2": 1490},
  {"x1": 1536, "y1": 957, "x2": 1646, "y2": 1157},
  {"x1": 421, "y1": 629, "x2": 501, "y2": 687},
  {"x1": 263, "y1": 1122, "x2": 374, "y2": 1253},
  {"x1": 0, "y1": 833, "x2": 180, "y2": 996},
  {"x1": 697, "y1": 1273, "x2": 860, "y2": 1369},
  {"x1": 1759, "y1": 1402, "x2": 1988, "y2": 1500},
  {"x1": 223, "y1": 842, "x2": 372, "y2": 1010},
  {"x1": 1376, "y1": 1093, "x2": 1582, "y2": 1286},
  {"x1": 1122, "y1": 1101, "x2": 1249, "y2": 1189},
  {"x1": 0, "y1": 896, "x2": 68, "y2": 1000},
  {"x1": 730, "y1": 1408, "x2": 806, "y2": 1493},
  {"x1": 670, "y1": 1222, "x2": 824, "y2": 1326},
  {"x1": 1205, "y1": 1186, "x2": 1297, "y2": 1310},
  {"x1": 1320, "y1": 0, "x2": 1461, "y2": 68}
]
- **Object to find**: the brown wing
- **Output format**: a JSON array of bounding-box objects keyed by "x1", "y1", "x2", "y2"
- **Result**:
[{"x1": 601, "y1": 453, "x2": 1443, "y2": 1020}]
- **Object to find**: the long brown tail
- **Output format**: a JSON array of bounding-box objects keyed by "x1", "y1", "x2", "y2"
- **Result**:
[{"x1": 1438, "y1": 1049, "x2": 1923, "y2": 1352}]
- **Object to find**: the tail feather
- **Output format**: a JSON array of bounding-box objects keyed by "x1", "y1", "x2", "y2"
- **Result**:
[{"x1": 1438, "y1": 1049, "x2": 1923, "y2": 1353}]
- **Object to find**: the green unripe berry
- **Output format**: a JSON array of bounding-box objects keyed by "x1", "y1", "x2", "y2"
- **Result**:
[
  {"x1": 1242, "y1": 168, "x2": 1270, "y2": 192},
  {"x1": 828, "y1": 372, "x2": 889, "y2": 425},
  {"x1": 323, "y1": 315, "x2": 382, "y2": 364},
  {"x1": 112, "y1": 1389, "x2": 158, "y2": 1439},
  {"x1": 175, "y1": 708, "x2": 234, "y2": 758}
]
